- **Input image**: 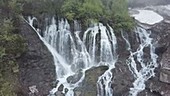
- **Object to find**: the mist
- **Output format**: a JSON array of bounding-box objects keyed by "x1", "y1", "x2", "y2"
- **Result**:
[{"x1": 128, "y1": 0, "x2": 170, "y2": 8}]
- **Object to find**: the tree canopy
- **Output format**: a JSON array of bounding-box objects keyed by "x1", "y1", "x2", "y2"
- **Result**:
[
  {"x1": 8, "y1": 0, "x2": 134, "y2": 30},
  {"x1": 61, "y1": 0, "x2": 134, "y2": 30}
]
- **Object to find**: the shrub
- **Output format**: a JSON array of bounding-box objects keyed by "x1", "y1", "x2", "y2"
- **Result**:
[
  {"x1": 61, "y1": 0, "x2": 134, "y2": 30},
  {"x1": 0, "y1": 6, "x2": 25, "y2": 95}
]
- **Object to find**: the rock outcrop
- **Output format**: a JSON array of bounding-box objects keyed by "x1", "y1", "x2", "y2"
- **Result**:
[
  {"x1": 17, "y1": 19, "x2": 56, "y2": 96},
  {"x1": 151, "y1": 21, "x2": 170, "y2": 84},
  {"x1": 74, "y1": 66, "x2": 109, "y2": 96}
]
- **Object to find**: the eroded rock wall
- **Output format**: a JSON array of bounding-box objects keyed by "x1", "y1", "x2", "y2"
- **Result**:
[{"x1": 17, "y1": 19, "x2": 56, "y2": 96}]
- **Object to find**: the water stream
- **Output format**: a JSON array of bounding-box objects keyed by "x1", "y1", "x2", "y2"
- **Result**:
[
  {"x1": 121, "y1": 27, "x2": 158, "y2": 96},
  {"x1": 27, "y1": 16, "x2": 158, "y2": 96},
  {"x1": 27, "y1": 17, "x2": 118, "y2": 96}
]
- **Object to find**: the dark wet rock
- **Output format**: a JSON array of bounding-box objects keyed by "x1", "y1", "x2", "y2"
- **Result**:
[
  {"x1": 55, "y1": 91, "x2": 65, "y2": 96},
  {"x1": 138, "y1": 89, "x2": 162, "y2": 96},
  {"x1": 32, "y1": 19, "x2": 39, "y2": 29},
  {"x1": 67, "y1": 71, "x2": 83, "y2": 84},
  {"x1": 107, "y1": 30, "x2": 139, "y2": 96},
  {"x1": 138, "y1": 21, "x2": 170, "y2": 96},
  {"x1": 112, "y1": 60, "x2": 134, "y2": 96},
  {"x1": 58, "y1": 84, "x2": 64, "y2": 91},
  {"x1": 160, "y1": 46, "x2": 170, "y2": 84},
  {"x1": 74, "y1": 66, "x2": 109, "y2": 96},
  {"x1": 160, "y1": 69, "x2": 170, "y2": 84},
  {"x1": 17, "y1": 19, "x2": 56, "y2": 96},
  {"x1": 52, "y1": 80, "x2": 59, "y2": 88},
  {"x1": 146, "y1": 77, "x2": 170, "y2": 96},
  {"x1": 155, "y1": 43, "x2": 169, "y2": 56},
  {"x1": 151, "y1": 21, "x2": 170, "y2": 83},
  {"x1": 64, "y1": 88, "x2": 69, "y2": 94}
]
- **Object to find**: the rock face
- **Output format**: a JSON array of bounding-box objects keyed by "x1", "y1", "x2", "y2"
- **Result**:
[
  {"x1": 151, "y1": 21, "x2": 170, "y2": 82},
  {"x1": 17, "y1": 19, "x2": 56, "y2": 96},
  {"x1": 17, "y1": 20, "x2": 170, "y2": 96},
  {"x1": 18, "y1": 4, "x2": 170, "y2": 96},
  {"x1": 129, "y1": 5, "x2": 170, "y2": 95},
  {"x1": 74, "y1": 66, "x2": 109, "y2": 96},
  {"x1": 138, "y1": 21, "x2": 170, "y2": 96},
  {"x1": 111, "y1": 19, "x2": 170, "y2": 96},
  {"x1": 160, "y1": 69, "x2": 170, "y2": 84},
  {"x1": 160, "y1": 39, "x2": 170, "y2": 84},
  {"x1": 112, "y1": 61, "x2": 134, "y2": 96},
  {"x1": 157, "y1": 22, "x2": 170, "y2": 84}
]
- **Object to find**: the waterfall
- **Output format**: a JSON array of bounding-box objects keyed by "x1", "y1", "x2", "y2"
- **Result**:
[
  {"x1": 43, "y1": 18, "x2": 91, "y2": 95},
  {"x1": 121, "y1": 27, "x2": 158, "y2": 96},
  {"x1": 97, "y1": 24, "x2": 118, "y2": 96},
  {"x1": 27, "y1": 17, "x2": 118, "y2": 96},
  {"x1": 26, "y1": 15, "x2": 160, "y2": 96}
]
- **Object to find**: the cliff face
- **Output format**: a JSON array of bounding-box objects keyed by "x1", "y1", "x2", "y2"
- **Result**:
[
  {"x1": 74, "y1": 10, "x2": 170, "y2": 96},
  {"x1": 16, "y1": 3, "x2": 170, "y2": 96},
  {"x1": 17, "y1": 19, "x2": 56, "y2": 96},
  {"x1": 20, "y1": 20, "x2": 170, "y2": 96},
  {"x1": 72, "y1": 22, "x2": 170, "y2": 96},
  {"x1": 132, "y1": 6, "x2": 170, "y2": 96},
  {"x1": 145, "y1": 21, "x2": 170, "y2": 96}
]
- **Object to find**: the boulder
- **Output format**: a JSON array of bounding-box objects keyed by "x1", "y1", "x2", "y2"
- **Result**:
[
  {"x1": 74, "y1": 66, "x2": 109, "y2": 96},
  {"x1": 67, "y1": 71, "x2": 83, "y2": 84}
]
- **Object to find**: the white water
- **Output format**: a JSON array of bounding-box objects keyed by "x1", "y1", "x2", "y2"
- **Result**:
[
  {"x1": 121, "y1": 27, "x2": 158, "y2": 96},
  {"x1": 27, "y1": 16, "x2": 159, "y2": 96},
  {"x1": 97, "y1": 24, "x2": 117, "y2": 96},
  {"x1": 27, "y1": 17, "x2": 117, "y2": 96},
  {"x1": 26, "y1": 15, "x2": 160, "y2": 96}
]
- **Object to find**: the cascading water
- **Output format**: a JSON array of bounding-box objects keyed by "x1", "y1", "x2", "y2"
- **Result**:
[
  {"x1": 27, "y1": 17, "x2": 118, "y2": 96},
  {"x1": 121, "y1": 27, "x2": 158, "y2": 96},
  {"x1": 43, "y1": 18, "x2": 91, "y2": 95},
  {"x1": 26, "y1": 15, "x2": 160, "y2": 96},
  {"x1": 97, "y1": 24, "x2": 118, "y2": 96}
]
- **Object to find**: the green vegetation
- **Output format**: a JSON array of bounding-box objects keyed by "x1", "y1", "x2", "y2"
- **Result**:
[
  {"x1": 61, "y1": 0, "x2": 134, "y2": 31},
  {"x1": 0, "y1": 0, "x2": 25, "y2": 95},
  {"x1": 21, "y1": 0, "x2": 64, "y2": 16},
  {"x1": 21, "y1": 0, "x2": 134, "y2": 31},
  {"x1": 0, "y1": 18, "x2": 25, "y2": 96},
  {"x1": 111, "y1": 0, "x2": 135, "y2": 31},
  {"x1": 62, "y1": 0, "x2": 103, "y2": 22}
]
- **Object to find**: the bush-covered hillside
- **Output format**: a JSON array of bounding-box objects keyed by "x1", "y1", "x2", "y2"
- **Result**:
[
  {"x1": 62, "y1": 0, "x2": 134, "y2": 30},
  {"x1": 0, "y1": 0, "x2": 25, "y2": 95}
]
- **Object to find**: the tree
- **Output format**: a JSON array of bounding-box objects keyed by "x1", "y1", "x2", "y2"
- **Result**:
[
  {"x1": 62, "y1": 0, "x2": 82, "y2": 20},
  {"x1": 110, "y1": 0, "x2": 134, "y2": 31}
]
